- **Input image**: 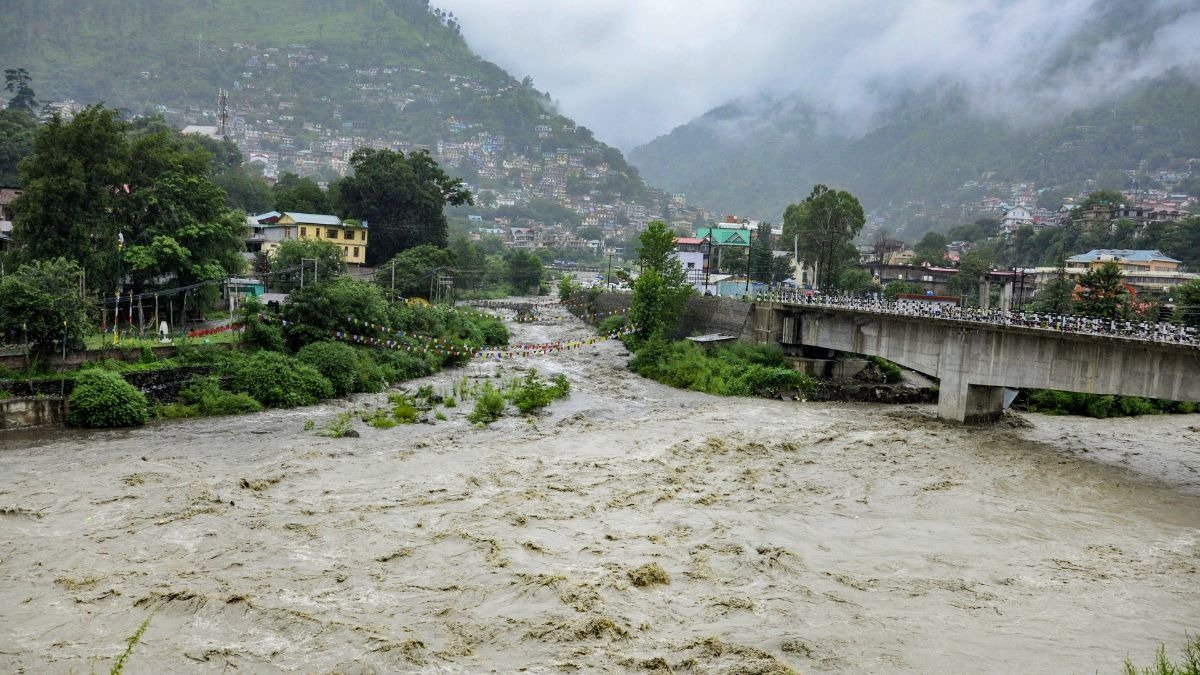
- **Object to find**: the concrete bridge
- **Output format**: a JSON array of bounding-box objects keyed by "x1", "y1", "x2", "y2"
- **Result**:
[{"x1": 751, "y1": 301, "x2": 1200, "y2": 423}]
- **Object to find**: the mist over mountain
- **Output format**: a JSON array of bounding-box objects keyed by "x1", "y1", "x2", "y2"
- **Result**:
[{"x1": 625, "y1": 0, "x2": 1200, "y2": 233}]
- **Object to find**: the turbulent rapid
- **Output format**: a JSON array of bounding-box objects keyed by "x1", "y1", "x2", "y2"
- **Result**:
[{"x1": 1, "y1": 302, "x2": 1198, "y2": 673}]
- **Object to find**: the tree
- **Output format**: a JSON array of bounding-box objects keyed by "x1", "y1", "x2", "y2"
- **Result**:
[
  {"x1": 628, "y1": 220, "x2": 692, "y2": 342},
  {"x1": 837, "y1": 268, "x2": 874, "y2": 294},
  {"x1": 0, "y1": 107, "x2": 36, "y2": 185},
  {"x1": 784, "y1": 185, "x2": 865, "y2": 291},
  {"x1": 11, "y1": 106, "x2": 129, "y2": 292},
  {"x1": 273, "y1": 172, "x2": 330, "y2": 214},
  {"x1": 270, "y1": 238, "x2": 345, "y2": 289},
  {"x1": 280, "y1": 276, "x2": 389, "y2": 352},
  {"x1": 1076, "y1": 261, "x2": 1131, "y2": 319},
  {"x1": 12, "y1": 105, "x2": 246, "y2": 311},
  {"x1": 749, "y1": 221, "x2": 775, "y2": 283},
  {"x1": 375, "y1": 244, "x2": 456, "y2": 300},
  {"x1": 334, "y1": 148, "x2": 472, "y2": 265},
  {"x1": 0, "y1": 258, "x2": 90, "y2": 358},
  {"x1": 1173, "y1": 278, "x2": 1200, "y2": 328},
  {"x1": 4, "y1": 68, "x2": 37, "y2": 115},
  {"x1": 1029, "y1": 267, "x2": 1076, "y2": 315},
  {"x1": 504, "y1": 249, "x2": 543, "y2": 293},
  {"x1": 910, "y1": 231, "x2": 948, "y2": 266},
  {"x1": 949, "y1": 247, "x2": 995, "y2": 306}
]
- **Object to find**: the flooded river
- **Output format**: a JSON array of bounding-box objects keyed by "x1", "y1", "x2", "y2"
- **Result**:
[{"x1": 1, "y1": 303, "x2": 1198, "y2": 673}]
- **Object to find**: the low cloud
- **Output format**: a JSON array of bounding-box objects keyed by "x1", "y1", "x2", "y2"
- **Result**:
[{"x1": 442, "y1": 0, "x2": 1200, "y2": 150}]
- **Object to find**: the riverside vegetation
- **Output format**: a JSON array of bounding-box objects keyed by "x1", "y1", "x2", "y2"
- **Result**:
[{"x1": 45, "y1": 277, "x2": 509, "y2": 428}]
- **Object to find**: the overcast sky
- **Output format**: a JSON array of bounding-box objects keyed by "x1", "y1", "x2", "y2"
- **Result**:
[{"x1": 441, "y1": 0, "x2": 1200, "y2": 151}]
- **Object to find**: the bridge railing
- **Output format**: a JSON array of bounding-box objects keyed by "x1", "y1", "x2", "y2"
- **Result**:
[{"x1": 752, "y1": 291, "x2": 1200, "y2": 348}]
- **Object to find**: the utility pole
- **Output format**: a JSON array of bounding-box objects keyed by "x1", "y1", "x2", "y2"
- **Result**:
[
  {"x1": 390, "y1": 259, "x2": 396, "y2": 303},
  {"x1": 606, "y1": 251, "x2": 613, "y2": 290},
  {"x1": 704, "y1": 231, "x2": 712, "y2": 295}
]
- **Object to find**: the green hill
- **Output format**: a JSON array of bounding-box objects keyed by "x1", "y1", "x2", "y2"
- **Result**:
[
  {"x1": 1, "y1": 0, "x2": 662, "y2": 216},
  {"x1": 630, "y1": 76, "x2": 1200, "y2": 237}
]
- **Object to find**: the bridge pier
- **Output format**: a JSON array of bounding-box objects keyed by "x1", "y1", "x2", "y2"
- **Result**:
[
  {"x1": 936, "y1": 375, "x2": 1005, "y2": 423},
  {"x1": 935, "y1": 329, "x2": 1004, "y2": 423}
]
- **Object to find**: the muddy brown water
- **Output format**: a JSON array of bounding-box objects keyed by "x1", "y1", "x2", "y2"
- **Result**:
[{"x1": 1, "y1": 302, "x2": 1198, "y2": 673}]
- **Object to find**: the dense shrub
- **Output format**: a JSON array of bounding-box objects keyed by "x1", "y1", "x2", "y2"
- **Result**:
[
  {"x1": 224, "y1": 351, "x2": 333, "y2": 408},
  {"x1": 387, "y1": 392, "x2": 420, "y2": 423},
  {"x1": 67, "y1": 370, "x2": 149, "y2": 428},
  {"x1": 598, "y1": 314, "x2": 627, "y2": 335},
  {"x1": 734, "y1": 363, "x2": 813, "y2": 398},
  {"x1": 1027, "y1": 389, "x2": 1186, "y2": 418},
  {"x1": 179, "y1": 376, "x2": 263, "y2": 416},
  {"x1": 297, "y1": 341, "x2": 359, "y2": 396},
  {"x1": 374, "y1": 349, "x2": 435, "y2": 383},
  {"x1": 630, "y1": 338, "x2": 814, "y2": 398},
  {"x1": 507, "y1": 370, "x2": 571, "y2": 414},
  {"x1": 353, "y1": 350, "x2": 386, "y2": 393},
  {"x1": 468, "y1": 383, "x2": 507, "y2": 425},
  {"x1": 478, "y1": 315, "x2": 509, "y2": 347}
]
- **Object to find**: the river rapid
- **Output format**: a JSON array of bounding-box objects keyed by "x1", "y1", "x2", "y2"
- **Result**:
[{"x1": 1, "y1": 302, "x2": 1198, "y2": 673}]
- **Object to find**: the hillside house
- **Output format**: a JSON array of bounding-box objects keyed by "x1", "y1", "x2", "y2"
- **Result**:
[
  {"x1": 248, "y1": 211, "x2": 368, "y2": 265},
  {"x1": 1065, "y1": 249, "x2": 1181, "y2": 275}
]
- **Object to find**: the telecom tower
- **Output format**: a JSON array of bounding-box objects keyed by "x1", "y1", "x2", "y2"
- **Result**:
[{"x1": 218, "y1": 89, "x2": 229, "y2": 137}]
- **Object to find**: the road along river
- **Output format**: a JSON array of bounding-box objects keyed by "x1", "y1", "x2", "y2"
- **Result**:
[{"x1": 1, "y1": 302, "x2": 1198, "y2": 673}]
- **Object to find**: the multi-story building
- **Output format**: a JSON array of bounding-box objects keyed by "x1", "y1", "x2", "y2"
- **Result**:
[{"x1": 248, "y1": 211, "x2": 369, "y2": 265}]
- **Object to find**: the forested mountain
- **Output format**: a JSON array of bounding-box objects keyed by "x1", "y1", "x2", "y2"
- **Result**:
[
  {"x1": 0, "y1": 0, "x2": 669, "y2": 220},
  {"x1": 630, "y1": 0, "x2": 1200, "y2": 238},
  {"x1": 630, "y1": 78, "x2": 1200, "y2": 234}
]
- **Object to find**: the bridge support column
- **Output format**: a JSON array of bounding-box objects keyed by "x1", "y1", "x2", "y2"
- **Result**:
[
  {"x1": 937, "y1": 375, "x2": 1005, "y2": 423},
  {"x1": 936, "y1": 330, "x2": 1004, "y2": 423}
]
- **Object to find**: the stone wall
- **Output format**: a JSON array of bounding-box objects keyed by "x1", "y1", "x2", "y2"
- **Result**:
[
  {"x1": 0, "y1": 342, "x2": 233, "y2": 373},
  {"x1": 0, "y1": 397, "x2": 66, "y2": 430}
]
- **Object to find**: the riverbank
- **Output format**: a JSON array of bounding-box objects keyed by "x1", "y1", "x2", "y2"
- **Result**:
[{"x1": 1, "y1": 301, "x2": 1197, "y2": 672}]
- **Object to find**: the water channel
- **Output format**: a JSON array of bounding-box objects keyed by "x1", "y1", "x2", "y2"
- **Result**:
[{"x1": 1, "y1": 303, "x2": 1198, "y2": 672}]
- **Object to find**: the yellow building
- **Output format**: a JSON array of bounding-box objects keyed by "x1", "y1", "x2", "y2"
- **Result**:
[{"x1": 257, "y1": 212, "x2": 369, "y2": 265}]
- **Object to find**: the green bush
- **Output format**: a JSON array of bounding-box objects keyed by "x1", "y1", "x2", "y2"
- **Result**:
[
  {"x1": 67, "y1": 370, "x2": 149, "y2": 428},
  {"x1": 468, "y1": 383, "x2": 507, "y2": 425},
  {"x1": 1122, "y1": 633, "x2": 1200, "y2": 675},
  {"x1": 630, "y1": 338, "x2": 813, "y2": 398},
  {"x1": 362, "y1": 407, "x2": 398, "y2": 429},
  {"x1": 734, "y1": 363, "x2": 813, "y2": 398},
  {"x1": 507, "y1": 370, "x2": 571, "y2": 414},
  {"x1": 224, "y1": 351, "x2": 333, "y2": 408},
  {"x1": 388, "y1": 392, "x2": 420, "y2": 424},
  {"x1": 318, "y1": 411, "x2": 355, "y2": 438},
  {"x1": 478, "y1": 315, "x2": 510, "y2": 347},
  {"x1": 353, "y1": 350, "x2": 386, "y2": 393},
  {"x1": 179, "y1": 376, "x2": 263, "y2": 416},
  {"x1": 867, "y1": 356, "x2": 903, "y2": 383},
  {"x1": 598, "y1": 314, "x2": 627, "y2": 336},
  {"x1": 297, "y1": 340, "x2": 359, "y2": 396},
  {"x1": 374, "y1": 349, "x2": 435, "y2": 384}
]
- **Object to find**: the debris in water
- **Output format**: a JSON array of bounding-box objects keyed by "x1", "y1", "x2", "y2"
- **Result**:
[{"x1": 627, "y1": 562, "x2": 670, "y2": 587}]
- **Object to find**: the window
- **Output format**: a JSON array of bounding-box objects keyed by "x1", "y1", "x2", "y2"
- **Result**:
[
  {"x1": 344, "y1": 230, "x2": 354, "y2": 240},
  {"x1": 300, "y1": 227, "x2": 307, "y2": 237},
  {"x1": 361, "y1": 230, "x2": 366, "y2": 240},
  {"x1": 327, "y1": 228, "x2": 337, "y2": 238},
  {"x1": 343, "y1": 246, "x2": 348, "y2": 256},
  {"x1": 353, "y1": 246, "x2": 359, "y2": 257}
]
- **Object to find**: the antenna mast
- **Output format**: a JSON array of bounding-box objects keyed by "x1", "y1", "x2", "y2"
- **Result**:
[{"x1": 218, "y1": 89, "x2": 229, "y2": 137}]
